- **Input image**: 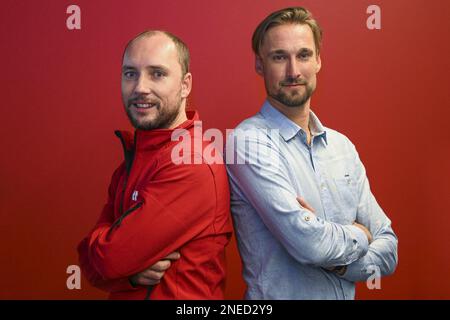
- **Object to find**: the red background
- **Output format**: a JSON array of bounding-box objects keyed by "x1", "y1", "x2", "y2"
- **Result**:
[{"x1": 1, "y1": 0, "x2": 449, "y2": 299}]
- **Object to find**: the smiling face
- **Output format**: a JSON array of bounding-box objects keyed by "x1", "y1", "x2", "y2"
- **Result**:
[
  {"x1": 121, "y1": 33, "x2": 192, "y2": 130},
  {"x1": 256, "y1": 23, "x2": 321, "y2": 110}
]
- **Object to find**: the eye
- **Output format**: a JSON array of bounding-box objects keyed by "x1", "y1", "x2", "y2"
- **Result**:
[
  {"x1": 152, "y1": 70, "x2": 166, "y2": 79},
  {"x1": 123, "y1": 71, "x2": 137, "y2": 79},
  {"x1": 298, "y1": 51, "x2": 313, "y2": 60},
  {"x1": 272, "y1": 55, "x2": 286, "y2": 61}
]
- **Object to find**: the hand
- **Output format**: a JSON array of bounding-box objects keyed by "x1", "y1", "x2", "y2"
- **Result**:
[
  {"x1": 129, "y1": 251, "x2": 181, "y2": 287},
  {"x1": 325, "y1": 265, "x2": 348, "y2": 276},
  {"x1": 353, "y1": 222, "x2": 373, "y2": 244},
  {"x1": 296, "y1": 197, "x2": 316, "y2": 214}
]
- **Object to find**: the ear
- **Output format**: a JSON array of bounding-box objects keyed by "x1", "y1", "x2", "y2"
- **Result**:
[
  {"x1": 315, "y1": 54, "x2": 322, "y2": 73},
  {"x1": 255, "y1": 55, "x2": 264, "y2": 76},
  {"x1": 181, "y1": 72, "x2": 192, "y2": 99}
]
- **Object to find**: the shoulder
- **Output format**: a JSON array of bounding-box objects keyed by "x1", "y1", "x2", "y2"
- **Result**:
[
  {"x1": 226, "y1": 113, "x2": 279, "y2": 148},
  {"x1": 323, "y1": 127, "x2": 362, "y2": 166},
  {"x1": 233, "y1": 112, "x2": 272, "y2": 132},
  {"x1": 324, "y1": 126, "x2": 357, "y2": 152}
]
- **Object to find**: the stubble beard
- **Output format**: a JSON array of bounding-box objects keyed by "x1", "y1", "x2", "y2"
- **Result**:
[
  {"x1": 125, "y1": 91, "x2": 183, "y2": 130},
  {"x1": 269, "y1": 82, "x2": 315, "y2": 108}
]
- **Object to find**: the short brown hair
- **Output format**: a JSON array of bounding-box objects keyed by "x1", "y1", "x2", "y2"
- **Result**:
[
  {"x1": 124, "y1": 30, "x2": 190, "y2": 76},
  {"x1": 252, "y1": 7, "x2": 323, "y2": 56}
]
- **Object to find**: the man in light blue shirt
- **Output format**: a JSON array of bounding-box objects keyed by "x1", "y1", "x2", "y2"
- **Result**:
[{"x1": 225, "y1": 7, "x2": 398, "y2": 299}]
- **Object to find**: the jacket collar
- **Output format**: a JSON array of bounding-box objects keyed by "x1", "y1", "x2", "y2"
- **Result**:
[{"x1": 115, "y1": 110, "x2": 199, "y2": 153}]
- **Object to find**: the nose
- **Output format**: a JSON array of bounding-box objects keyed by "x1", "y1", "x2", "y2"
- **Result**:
[
  {"x1": 134, "y1": 74, "x2": 151, "y2": 95},
  {"x1": 286, "y1": 58, "x2": 301, "y2": 80}
]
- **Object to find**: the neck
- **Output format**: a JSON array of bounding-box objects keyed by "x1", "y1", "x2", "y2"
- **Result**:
[
  {"x1": 267, "y1": 97, "x2": 311, "y2": 133},
  {"x1": 267, "y1": 97, "x2": 313, "y2": 145}
]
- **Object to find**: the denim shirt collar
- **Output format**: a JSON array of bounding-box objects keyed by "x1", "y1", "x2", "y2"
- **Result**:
[{"x1": 260, "y1": 100, "x2": 328, "y2": 145}]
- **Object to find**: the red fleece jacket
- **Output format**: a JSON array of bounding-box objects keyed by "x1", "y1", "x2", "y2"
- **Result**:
[{"x1": 77, "y1": 111, "x2": 233, "y2": 299}]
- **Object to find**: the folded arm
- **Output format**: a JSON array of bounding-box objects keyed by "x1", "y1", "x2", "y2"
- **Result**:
[
  {"x1": 226, "y1": 130, "x2": 369, "y2": 267},
  {"x1": 78, "y1": 158, "x2": 219, "y2": 284}
]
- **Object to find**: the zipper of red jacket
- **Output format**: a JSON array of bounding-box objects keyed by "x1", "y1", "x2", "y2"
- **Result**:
[
  {"x1": 115, "y1": 131, "x2": 155, "y2": 300},
  {"x1": 119, "y1": 173, "x2": 129, "y2": 216}
]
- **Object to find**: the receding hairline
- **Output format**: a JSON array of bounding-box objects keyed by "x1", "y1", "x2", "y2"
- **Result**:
[
  {"x1": 124, "y1": 31, "x2": 172, "y2": 53},
  {"x1": 122, "y1": 30, "x2": 190, "y2": 75},
  {"x1": 122, "y1": 32, "x2": 177, "y2": 65}
]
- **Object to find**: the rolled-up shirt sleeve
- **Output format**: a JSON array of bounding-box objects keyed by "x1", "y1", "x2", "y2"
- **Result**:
[{"x1": 226, "y1": 129, "x2": 369, "y2": 267}]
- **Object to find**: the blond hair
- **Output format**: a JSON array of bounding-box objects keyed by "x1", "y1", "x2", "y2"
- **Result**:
[{"x1": 252, "y1": 7, "x2": 323, "y2": 56}]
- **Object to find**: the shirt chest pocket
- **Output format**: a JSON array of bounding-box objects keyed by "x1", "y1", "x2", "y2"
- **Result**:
[{"x1": 332, "y1": 176, "x2": 358, "y2": 224}]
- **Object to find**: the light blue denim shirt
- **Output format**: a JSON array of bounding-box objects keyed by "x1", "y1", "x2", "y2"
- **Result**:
[{"x1": 225, "y1": 101, "x2": 398, "y2": 300}]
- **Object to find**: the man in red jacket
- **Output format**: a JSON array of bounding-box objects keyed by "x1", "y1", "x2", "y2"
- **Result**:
[{"x1": 77, "y1": 30, "x2": 233, "y2": 299}]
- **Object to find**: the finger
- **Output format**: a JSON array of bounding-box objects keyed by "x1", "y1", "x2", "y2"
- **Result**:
[
  {"x1": 142, "y1": 269, "x2": 165, "y2": 281},
  {"x1": 150, "y1": 259, "x2": 171, "y2": 272},
  {"x1": 297, "y1": 197, "x2": 310, "y2": 210},
  {"x1": 352, "y1": 222, "x2": 373, "y2": 243},
  {"x1": 303, "y1": 200, "x2": 315, "y2": 213},
  {"x1": 134, "y1": 276, "x2": 160, "y2": 286},
  {"x1": 164, "y1": 251, "x2": 181, "y2": 260},
  {"x1": 296, "y1": 197, "x2": 316, "y2": 213}
]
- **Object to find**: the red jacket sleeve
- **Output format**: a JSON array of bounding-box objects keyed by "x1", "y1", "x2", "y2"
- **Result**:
[
  {"x1": 77, "y1": 165, "x2": 138, "y2": 293},
  {"x1": 85, "y1": 156, "x2": 221, "y2": 280}
]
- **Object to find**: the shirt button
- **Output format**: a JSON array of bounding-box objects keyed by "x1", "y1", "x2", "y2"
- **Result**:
[{"x1": 305, "y1": 216, "x2": 311, "y2": 221}]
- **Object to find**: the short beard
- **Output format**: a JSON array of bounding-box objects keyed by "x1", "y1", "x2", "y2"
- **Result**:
[
  {"x1": 126, "y1": 95, "x2": 182, "y2": 130},
  {"x1": 270, "y1": 83, "x2": 314, "y2": 108}
]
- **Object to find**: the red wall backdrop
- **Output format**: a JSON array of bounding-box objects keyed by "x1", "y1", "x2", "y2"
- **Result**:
[{"x1": 1, "y1": 0, "x2": 449, "y2": 299}]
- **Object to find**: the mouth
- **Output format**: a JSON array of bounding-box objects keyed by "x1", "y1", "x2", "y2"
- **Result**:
[
  {"x1": 282, "y1": 82, "x2": 305, "y2": 87},
  {"x1": 130, "y1": 102, "x2": 158, "y2": 109}
]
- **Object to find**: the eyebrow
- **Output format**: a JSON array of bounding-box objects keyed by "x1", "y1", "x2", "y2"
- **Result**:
[
  {"x1": 267, "y1": 49, "x2": 288, "y2": 57},
  {"x1": 122, "y1": 65, "x2": 169, "y2": 72},
  {"x1": 267, "y1": 48, "x2": 314, "y2": 57}
]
